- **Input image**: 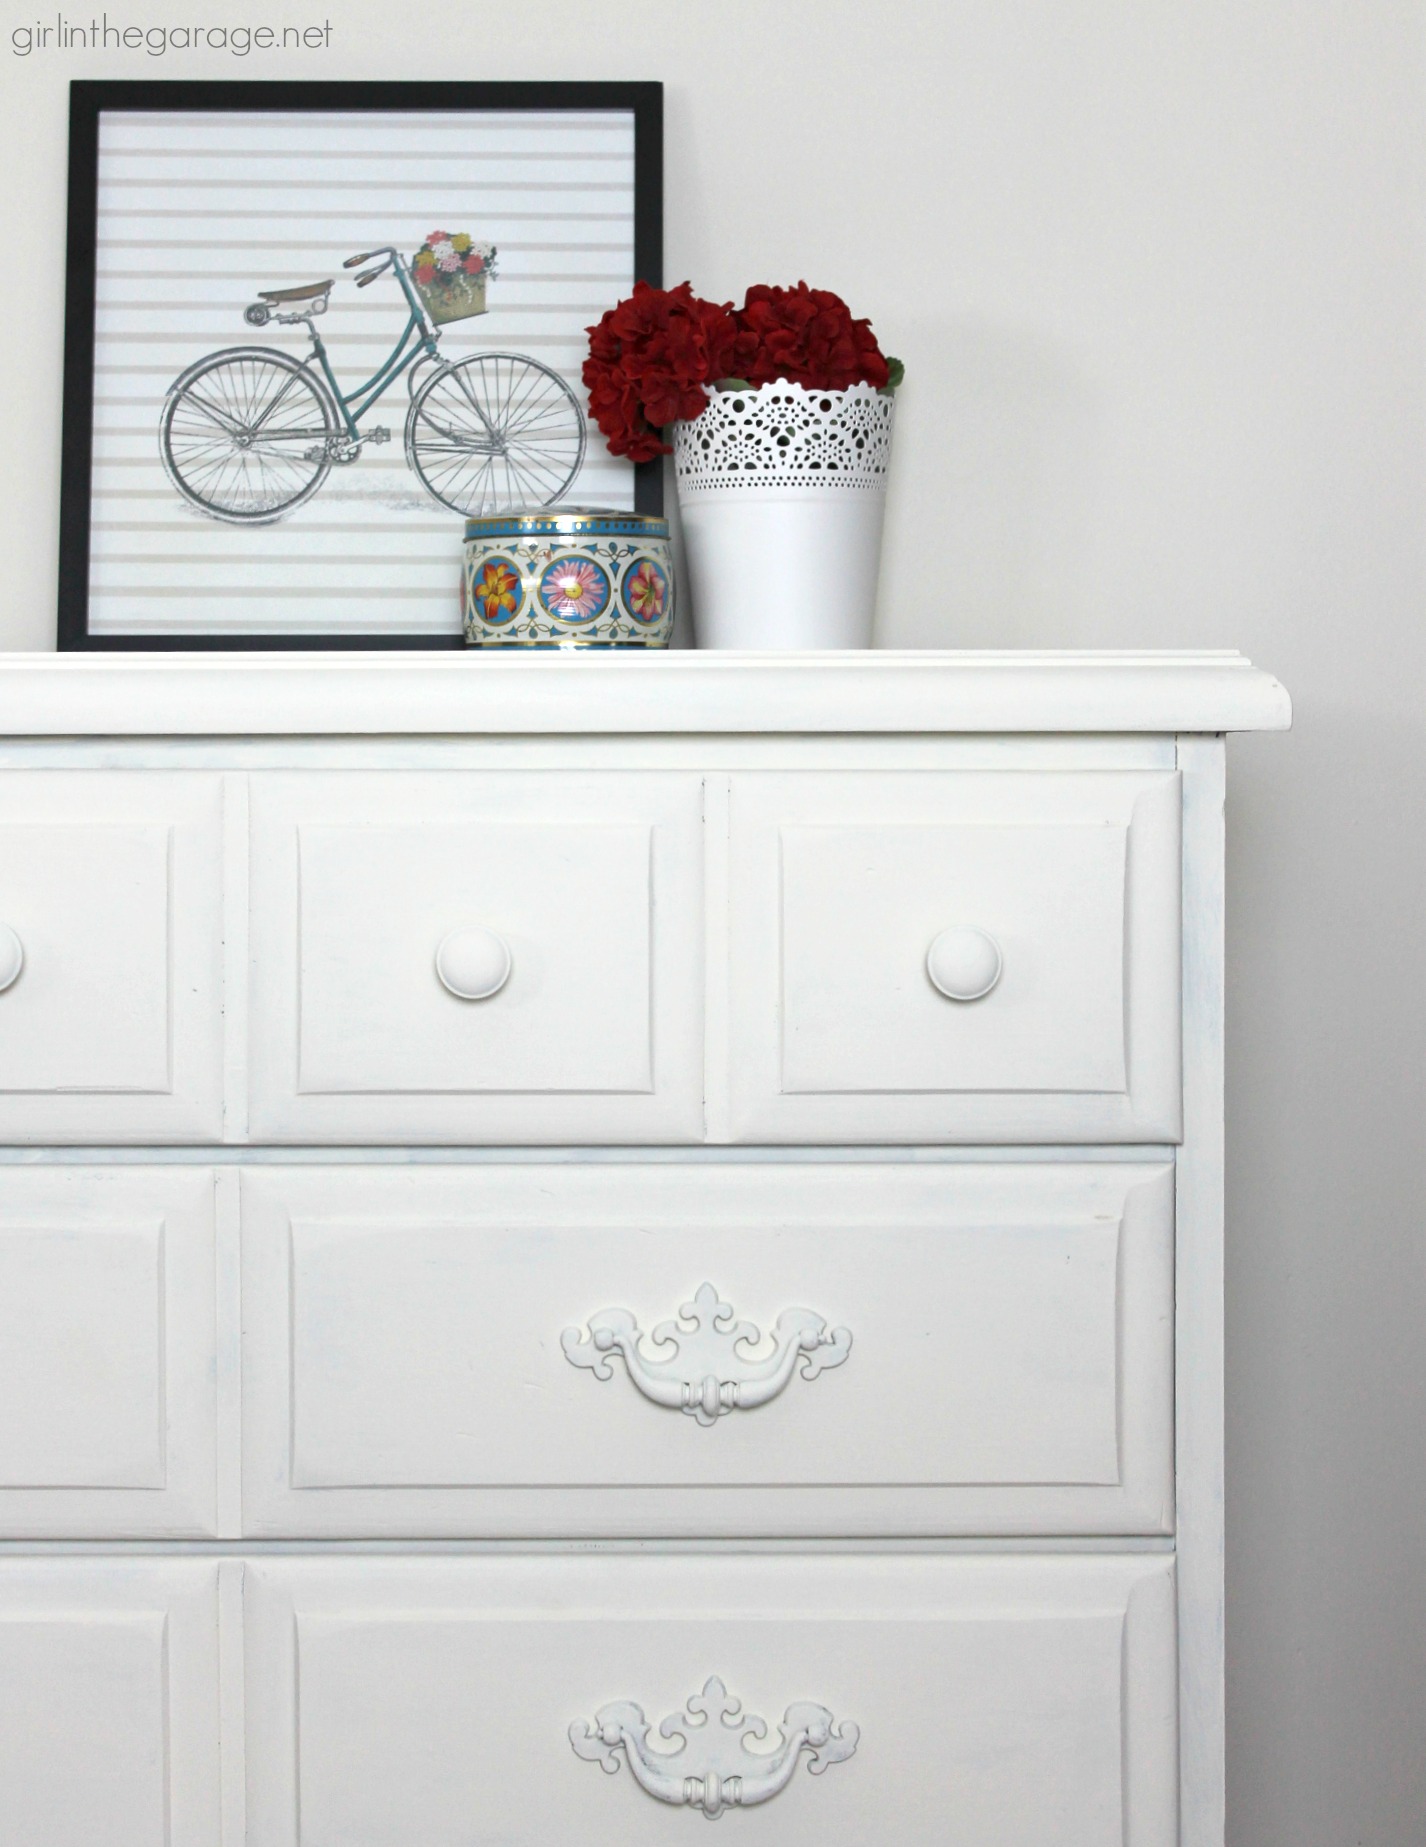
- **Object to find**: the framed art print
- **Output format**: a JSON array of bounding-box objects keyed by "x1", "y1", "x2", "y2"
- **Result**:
[{"x1": 58, "y1": 80, "x2": 662, "y2": 648}]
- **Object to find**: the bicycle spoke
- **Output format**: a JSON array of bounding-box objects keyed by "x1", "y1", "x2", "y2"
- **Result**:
[
  {"x1": 506, "y1": 450, "x2": 568, "y2": 495},
  {"x1": 163, "y1": 353, "x2": 332, "y2": 520},
  {"x1": 428, "y1": 450, "x2": 499, "y2": 513},
  {"x1": 429, "y1": 384, "x2": 495, "y2": 437},
  {"x1": 177, "y1": 386, "x2": 246, "y2": 436},
  {"x1": 502, "y1": 406, "x2": 582, "y2": 438},
  {"x1": 420, "y1": 440, "x2": 495, "y2": 490},
  {"x1": 409, "y1": 354, "x2": 585, "y2": 515},
  {"x1": 498, "y1": 362, "x2": 551, "y2": 436},
  {"x1": 448, "y1": 364, "x2": 501, "y2": 443},
  {"x1": 248, "y1": 367, "x2": 304, "y2": 435},
  {"x1": 420, "y1": 440, "x2": 504, "y2": 513}
]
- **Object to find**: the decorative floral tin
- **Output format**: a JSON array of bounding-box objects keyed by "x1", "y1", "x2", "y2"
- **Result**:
[{"x1": 462, "y1": 507, "x2": 675, "y2": 648}]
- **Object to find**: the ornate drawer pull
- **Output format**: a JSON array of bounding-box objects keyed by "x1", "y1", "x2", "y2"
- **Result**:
[
  {"x1": 571, "y1": 1676, "x2": 859, "y2": 1819},
  {"x1": 561, "y1": 1281, "x2": 851, "y2": 1426}
]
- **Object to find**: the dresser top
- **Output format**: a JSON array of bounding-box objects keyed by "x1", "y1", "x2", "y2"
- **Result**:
[{"x1": 0, "y1": 650, "x2": 1290, "y2": 736}]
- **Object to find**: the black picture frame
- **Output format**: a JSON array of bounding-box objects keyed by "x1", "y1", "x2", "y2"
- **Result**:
[{"x1": 58, "y1": 79, "x2": 663, "y2": 651}]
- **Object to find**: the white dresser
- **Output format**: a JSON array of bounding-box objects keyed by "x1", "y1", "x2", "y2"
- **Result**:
[{"x1": 0, "y1": 650, "x2": 1289, "y2": 1847}]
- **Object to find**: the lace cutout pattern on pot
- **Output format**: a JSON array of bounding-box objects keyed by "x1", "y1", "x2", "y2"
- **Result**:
[{"x1": 674, "y1": 380, "x2": 895, "y2": 494}]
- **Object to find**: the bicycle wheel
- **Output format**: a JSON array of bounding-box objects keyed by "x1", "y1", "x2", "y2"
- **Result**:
[
  {"x1": 160, "y1": 347, "x2": 338, "y2": 523},
  {"x1": 405, "y1": 352, "x2": 587, "y2": 516}
]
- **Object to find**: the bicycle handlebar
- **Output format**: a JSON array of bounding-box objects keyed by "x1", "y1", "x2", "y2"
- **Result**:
[
  {"x1": 344, "y1": 245, "x2": 402, "y2": 270},
  {"x1": 338, "y1": 244, "x2": 437, "y2": 332}
]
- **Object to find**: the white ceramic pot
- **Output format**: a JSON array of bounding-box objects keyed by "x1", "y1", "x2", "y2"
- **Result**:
[{"x1": 673, "y1": 380, "x2": 895, "y2": 650}]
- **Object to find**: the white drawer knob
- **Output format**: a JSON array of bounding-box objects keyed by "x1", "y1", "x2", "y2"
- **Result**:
[
  {"x1": 926, "y1": 926, "x2": 1002, "y2": 1001},
  {"x1": 0, "y1": 923, "x2": 23, "y2": 993},
  {"x1": 435, "y1": 926, "x2": 511, "y2": 1000}
]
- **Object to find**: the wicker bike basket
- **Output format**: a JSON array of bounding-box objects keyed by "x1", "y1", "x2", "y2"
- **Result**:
[{"x1": 414, "y1": 271, "x2": 489, "y2": 326}]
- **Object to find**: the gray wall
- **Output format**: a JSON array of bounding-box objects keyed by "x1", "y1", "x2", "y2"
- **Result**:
[{"x1": 1, "y1": 4, "x2": 1422, "y2": 1839}]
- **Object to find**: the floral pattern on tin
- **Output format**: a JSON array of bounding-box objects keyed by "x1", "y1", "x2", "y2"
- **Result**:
[
  {"x1": 470, "y1": 555, "x2": 523, "y2": 625},
  {"x1": 539, "y1": 555, "x2": 611, "y2": 624},
  {"x1": 622, "y1": 557, "x2": 669, "y2": 624}
]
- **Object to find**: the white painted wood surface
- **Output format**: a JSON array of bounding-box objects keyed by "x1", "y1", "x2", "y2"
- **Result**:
[
  {"x1": 238, "y1": 1162, "x2": 1173, "y2": 1538},
  {"x1": 725, "y1": 768, "x2": 1181, "y2": 1142},
  {"x1": 0, "y1": 655, "x2": 1287, "y2": 1845},
  {"x1": 0, "y1": 649, "x2": 1290, "y2": 736},
  {"x1": 0, "y1": 772, "x2": 224, "y2": 1141},
  {"x1": 246, "y1": 770, "x2": 704, "y2": 1143},
  {"x1": 1176, "y1": 736, "x2": 1230, "y2": 1847},
  {"x1": 0, "y1": 1168, "x2": 218, "y2": 1537},
  {"x1": 0, "y1": 1560, "x2": 221, "y2": 1847},
  {"x1": 242, "y1": 1554, "x2": 1179, "y2": 1847}
]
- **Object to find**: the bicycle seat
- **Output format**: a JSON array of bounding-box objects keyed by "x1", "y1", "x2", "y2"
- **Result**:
[{"x1": 256, "y1": 279, "x2": 334, "y2": 304}]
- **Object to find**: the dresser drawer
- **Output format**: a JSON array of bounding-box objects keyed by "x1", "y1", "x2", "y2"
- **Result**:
[
  {"x1": 723, "y1": 769, "x2": 1181, "y2": 1142},
  {"x1": 0, "y1": 772, "x2": 224, "y2": 1141},
  {"x1": 246, "y1": 771, "x2": 704, "y2": 1142},
  {"x1": 240, "y1": 1162, "x2": 1173, "y2": 1538},
  {"x1": 0, "y1": 1559, "x2": 221, "y2": 1847},
  {"x1": 0, "y1": 1168, "x2": 219, "y2": 1538},
  {"x1": 244, "y1": 1553, "x2": 1177, "y2": 1845}
]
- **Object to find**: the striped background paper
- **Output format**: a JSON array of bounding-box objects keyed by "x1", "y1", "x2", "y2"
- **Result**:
[{"x1": 89, "y1": 108, "x2": 637, "y2": 636}]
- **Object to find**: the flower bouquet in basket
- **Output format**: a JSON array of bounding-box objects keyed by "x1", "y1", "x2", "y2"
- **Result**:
[
  {"x1": 411, "y1": 231, "x2": 499, "y2": 325},
  {"x1": 583, "y1": 282, "x2": 903, "y2": 648}
]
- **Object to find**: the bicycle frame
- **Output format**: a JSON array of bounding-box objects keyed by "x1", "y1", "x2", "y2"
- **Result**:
[
  {"x1": 159, "y1": 243, "x2": 585, "y2": 526},
  {"x1": 299, "y1": 248, "x2": 446, "y2": 442}
]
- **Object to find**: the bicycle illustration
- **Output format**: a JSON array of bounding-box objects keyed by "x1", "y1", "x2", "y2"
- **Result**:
[{"x1": 158, "y1": 240, "x2": 587, "y2": 524}]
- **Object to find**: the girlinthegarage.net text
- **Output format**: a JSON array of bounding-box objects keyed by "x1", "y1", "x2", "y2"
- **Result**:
[{"x1": 11, "y1": 15, "x2": 333, "y2": 54}]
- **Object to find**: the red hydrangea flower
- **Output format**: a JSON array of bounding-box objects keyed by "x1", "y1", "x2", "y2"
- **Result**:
[
  {"x1": 584, "y1": 280, "x2": 895, "y2": 461},
  {"x1": 583, "y1": 281, "x2": 737, "y2": 462},
  {"x1": 733, "y1": 283, "x2": 890, "y2": 391}
]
